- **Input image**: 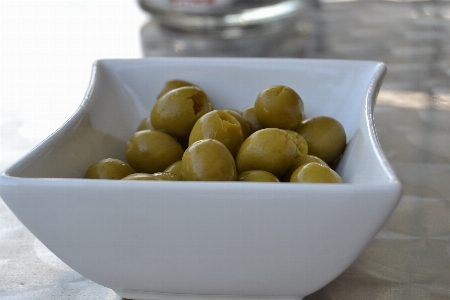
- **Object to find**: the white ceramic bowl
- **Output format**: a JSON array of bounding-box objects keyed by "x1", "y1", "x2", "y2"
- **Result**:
[{"x1": 0, "y1": 58, "x2": 401, "y2": 300}]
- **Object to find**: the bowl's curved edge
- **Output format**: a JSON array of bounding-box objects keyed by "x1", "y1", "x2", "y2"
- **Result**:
[
  {"x1": 0, "y1": 61, "x2": 101, "y2": 180},
  {"x1": 365, "y1": 62, "x2": 401, "y2": 187},
  {"x1": 361, "y1": 60, "x2": 403, "y2": 236}
]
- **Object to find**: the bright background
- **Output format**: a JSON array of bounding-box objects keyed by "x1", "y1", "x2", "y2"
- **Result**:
[{"x1": 1, "y1": 0, "x2": 147, "y2": 171}]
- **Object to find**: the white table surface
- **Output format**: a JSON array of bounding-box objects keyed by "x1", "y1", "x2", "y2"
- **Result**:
[{"x1": 1, "y1": 1, "x2": 450, "y2": 299}]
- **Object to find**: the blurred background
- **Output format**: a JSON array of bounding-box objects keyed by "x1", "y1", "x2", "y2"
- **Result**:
[{"x1": 1, "y1": 0, "x2": 449, "y2": 299}]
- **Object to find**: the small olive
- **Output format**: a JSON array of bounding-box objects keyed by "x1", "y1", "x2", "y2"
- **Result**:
[
  {"x1": 126, "y1": 130, "x2": 184, "y2": 174},
  {"x1": 296, "y1": 116, "x2": 346, "y2": 165},
  {"x1": 282, "y1": 155, "x2": 328, "y2": 182},
  {"x1": 122, "y1": 173, "x2": 158, "y2": 180},
  {"x1": 290, "y1": 162, "x2": 342, "y2": 183},
  {"x1": 236, "y1": 128, "x2": 297, "y2": 178},
  {"x1": 237, "y1": 170, "x2": 280, "y2": 182},
  {"x1": 122, "y1": 172, "x2": 182, "y2": 181},
  {"x1": 151, "y1": 86, "x2": 212, "y2": 138},
  {"x1": 136, "y1": 116, "x2": 155, "y2": 131},
  {"x1": 163, "y1": 160, "x2": 183, "y2": 178},
  {"x1": 188, "y1": 110, "x2": 243, "y2": 156},
  {"x1": 151, "y1": 172, "x2": 183, "y2": 181},
  {"x1": 85, "y1": 158, "x2": 134, "y2": 179},
  {"x1": 157, "y1": 79, "x2": 197, "y2": 99},
  {"x1": 182, "y1": 139, "x2": 237, "y2": 181},
  {"x1": 254, "y1": 85, "x2": 304, "y2": 130},
  {"x1": 241, "y1": 106, "x2": 263, "y2": 134}
]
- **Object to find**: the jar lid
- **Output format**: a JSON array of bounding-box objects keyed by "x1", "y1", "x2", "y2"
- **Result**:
[{"x1": 139, "y1": 0, "x2": 309, "y2": 32}]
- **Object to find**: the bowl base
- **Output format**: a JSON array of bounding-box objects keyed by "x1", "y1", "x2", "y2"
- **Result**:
[{"x1": 115, "y1": 290, "x2": 303, "y2": 300}]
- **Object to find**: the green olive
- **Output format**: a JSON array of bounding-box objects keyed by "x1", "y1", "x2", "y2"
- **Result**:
[
  {"x1": 222, "y1": 109, "x2": 252, "y2": 140},
  {"x1": 126, "y1": 129, "x2": 184, "y2": 174},
  {"x1": 254, "y1": 85, "x2": 304, "y2": 130},
  {"x1": 157, "y1": 79, "x2": 197, "y2": 99},
  {"x1": 122, "y1": 173, "x2": 159, "y2": 180},
  {"x1": 237, "y1": 170, "x2": 280, "y2": 182},
  {"x1": 151, "y1": 172, "x2": 182, "y2": 181},
  {"x1": 151, "y1": 86, "x2": 212, "y2": 138},
  {"x1": 122, "y1": 172, "x2": 182, "y2": 181},
  {"x1": 282, "y1": 154, "x2": 328, "y2": 182},
  {"x1": 283, "y1": 130, "x2": 308, "y2": 158},
  {"x1": 85, "y1": 158, "x2": 134, "y2": 179},
  {"x1": 163, "y1": 160, "x2": 183, "y2": 177},
  {"x1": 241, "y1": 106, "x2": 263, "y2": 134},
  {"x1": 236, "y1": 128, "x2": 297, "y2": 178},
  {"x1": 188, "y1": 110, "x2": 243, "y2": 156},
  {"x1": 182, "y1": 139, "x2": 237, "y2": 181},
  {"x1": 296, "y1": 116, "x2": 346, "y2": 165},
  {"x1": 136, "y1": 116, "x2": 155, "y2": 131},
  {"x1": 290, "y1": 162, "x2": 342, "y2": 183}
]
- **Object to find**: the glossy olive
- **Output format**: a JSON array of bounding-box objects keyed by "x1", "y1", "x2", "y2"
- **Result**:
[
  {"x1": 122, "y1": 172, "x2": 182, "y2": 181},
  {"x1": 290, "y1": 162, "x2": 342, "y2": 183},
  {"x1": 136, "y1": 116, "x2": 155, "y2": 131},
  {"x1": 241, "y1": 106, "x2": 263, "y2": 134},
  {"x1": 222, "y1": 109, "x2": 251, "y2": 139},
  {"x1": 182, "y1": 139, "x2": 237, "y2": 181},
  {"x1": 126, "y1": 129, "x2": 184, "y2": 174},
  {"x1": 237, "y1": 170, "x2": 280, "y2": 182},
  {"x1": 122, "y1": 173, "x2": 158, "y2": 180},
  {"x1": 151, "y1": 86, "x2": 212, "y2": 137},
  {"x1": 85, "y1": 158, "x2": 134, "y2": 179},
  {"x1": 189, "y1": 110, "x2": 243, "y2": 156},
  {"x1": 157, "y1": 79, "x2": 197, "y2": 99},
  {"x1": 282, "y1": 155, "x2": 328, "y2": 182},
  {"x1": 284, "y1": 130, "x2": 308, "y2": 158},
  {"x1": 296, "y1": 116, "x2": 346, "y2": 165},
  {"x1": 254, "y1": 85, "x2": 304, "y2": 130},
  {"x1": 151, "y1": 172, "x2": 183, "y2": 180},
  {"x1": 236, "y1": 128, "x2": 297, "y2": 178},
  {"x1": 163, "y1": 160, "x2": 183, "y2": 178}
]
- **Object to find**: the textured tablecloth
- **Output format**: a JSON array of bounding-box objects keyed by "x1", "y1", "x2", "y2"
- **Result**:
[{"x1": 1, "y1": 0, "x2": 450, "y2": 299}]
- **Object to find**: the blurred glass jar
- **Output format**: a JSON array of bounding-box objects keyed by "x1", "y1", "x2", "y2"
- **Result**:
[{"x1": 139, "y1": 0, "x2": 319, "y2": 57}]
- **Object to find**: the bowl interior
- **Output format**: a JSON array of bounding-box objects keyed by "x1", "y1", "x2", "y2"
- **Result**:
[{"x1": 4, "y1": 58, "x2": 393, "y2": 184}]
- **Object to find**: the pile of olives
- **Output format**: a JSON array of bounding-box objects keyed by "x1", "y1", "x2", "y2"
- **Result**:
[{"x1": 85, "y1": 80, "x2": 346, "y2": 183}]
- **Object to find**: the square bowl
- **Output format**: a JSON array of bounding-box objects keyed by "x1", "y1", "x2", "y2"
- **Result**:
[{"x1": 0, "y1": 58, "x2": 401, "y2": 300}]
